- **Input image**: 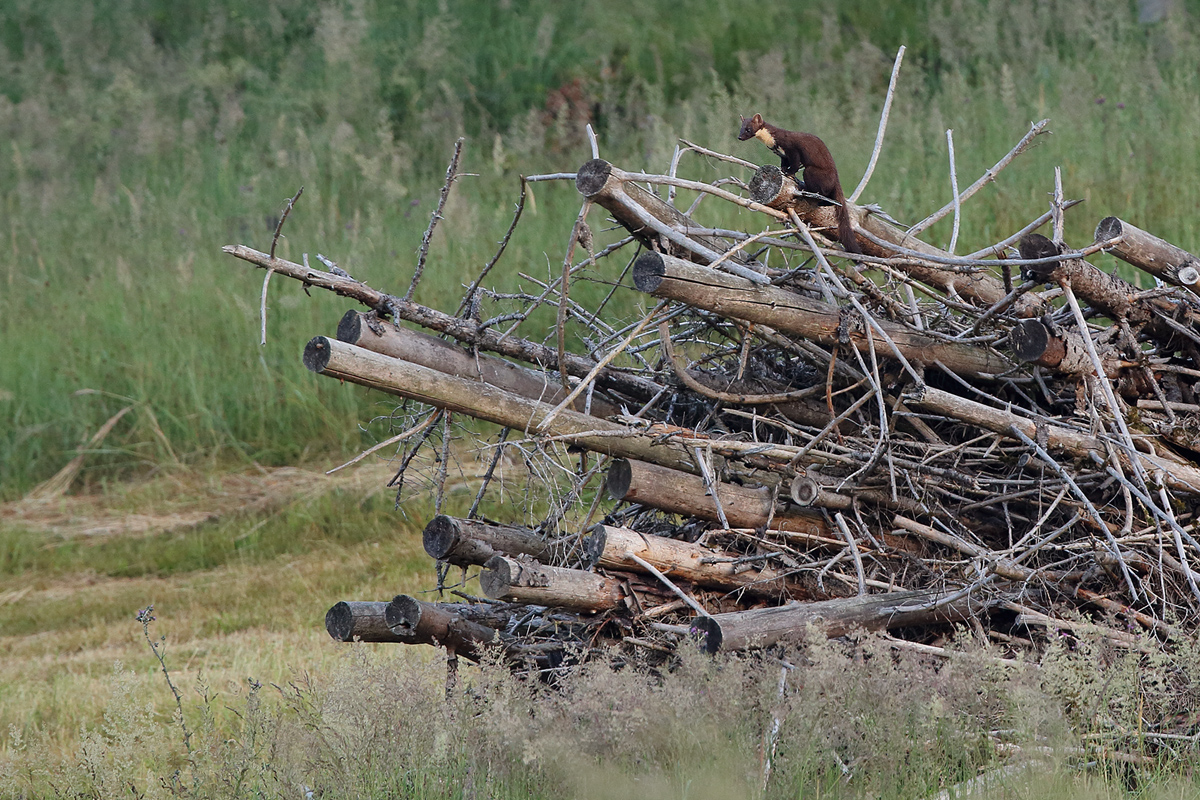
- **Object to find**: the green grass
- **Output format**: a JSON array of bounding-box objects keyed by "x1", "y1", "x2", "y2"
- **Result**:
[
  {"x1": 3, "y1": 1, "x2": 1200, "y2": 795},
  {"x1": 4, "y1": 0, "x2": 1200, "y2": 499}
]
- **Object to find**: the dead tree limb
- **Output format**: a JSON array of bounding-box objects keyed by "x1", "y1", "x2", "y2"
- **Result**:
[
  {"x1": 690, "y1": 588, "x2": 998, "y2": 653},
  {"x1": 423, "y1": 515, "x2": 559, "y2": 567},
  {"x1": 223, "y1": 245, "x2": 662, "y2": 401},
  {"x1": 605, "y1": 458, "x2": 830, "y2": 537},
  {"x1": 584, "y1": 523, "x2": 790, "y2": 597},
  {"x1": 480, "y1": 556, "x2": 626, "y2": 611},
  {"x1": 1096, "y1": 217, "x2": 1200, "y2": 293},
  {"x1": 303, "y1": 336, "x2": 702, "y2": 474},
  {"x1": 338, "y1": 310, "x2": 620, "y2": 418},
  {"x1": 633, "y1": 250, "x2": 1016, "y2": 378},
  {"x1": 575, "y1": 158, "x2": 770, "y2": 284}
]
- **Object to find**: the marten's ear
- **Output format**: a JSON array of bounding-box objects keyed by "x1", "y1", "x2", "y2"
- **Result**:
[
  {"x1": 752, "y1": 113, "x2": 764, "y2": 126},
  {"x1": 739, "y1": 115, "x2": 746, "y2": 124}
]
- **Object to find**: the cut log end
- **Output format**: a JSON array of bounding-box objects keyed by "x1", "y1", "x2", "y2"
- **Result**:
[
  {"x1": 337, "y1": 309, "x2": 363, "y2": 343},
  {"x1": 632, "y1": 252, "x2": 667, "y2": 293},
  {"x1": 581, "y1": 524, "x2": 608, "y2": 570},
  {"x1": 1178, "y1": 264, "x2": 1200, "y2": 287},
  {"x1": 1010, "y1": 319, "x2": 1053, "y2": 363},
  {"x1": 1095, "y1": 216, "x2": 1122, "y2": 243},
  {"x1": 575, "y1": 159, "x2": 614, "y2": 197},
  {"x1": 422, "y1": 514, "x2": 462, "y2": 560},
  {"x1": 480, "y1": 555, "x2": 513, "y2": 600},
  {"x1": 748, "y1": 164, "x2": 788, "y2": 206},
  {"x1": 384, "y1": 594, "x2": 423, "y2": 637},
  {"x1": 790, "y1": 475, "x2": 820, "y2": 506},
  {"x1": 606, "y1": 458, "x2": 634, "y2": 500},
  {"x1": 325, "y1": 600, "x2": 395, "y2": 642},
  {"x1": 325, "y1": 601, "x2": 357, "y2": 641},
  {"x1": 303, "y1": 336, "x2": 333, "y2": 373}
]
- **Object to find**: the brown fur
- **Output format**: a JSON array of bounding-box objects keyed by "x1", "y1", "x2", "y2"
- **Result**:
[{"x1": 738, "y1": 113, "x2": 860, "y2": 254}]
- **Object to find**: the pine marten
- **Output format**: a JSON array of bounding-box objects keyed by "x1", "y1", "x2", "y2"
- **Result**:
[{"x1": 738, "y1": 113, "x2": 860, "y2": 254}]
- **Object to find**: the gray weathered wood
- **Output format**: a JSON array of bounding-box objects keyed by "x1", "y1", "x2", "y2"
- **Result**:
[
  {"x1": 632, "y1": 251, "x2": 1016, "y2": 379},
  {"x1": 223, "y1": 245, "x2": 662, "y2": 401},
  {"x1": 325, "y1": 601, "x2": 408, "y2": 642},
  {"x1": 304, "y1": 337, "x2": 703, "y2": 475},
  {"x1": 605, "y1": 458, "x2": 829, "y2": 537},
  {"x1": 690, "y1": 589, "x2": 994, "y2": 653},
  {"x1": 1095, "y1": 216, "x2": 1200, "y2": 292},
  {"x1": 1008, "y1": 318, "x2": 1108, "y2": 376},
  {"x1": 907, "y1": 384, "x2": 1200, "y2": 495},
  {"x1": 480, "y1": 555, "x2": 625, "y2": 611},
  {"x1": 423, "y1": 515, "x2": 561, "y2": 567},
  {"x1": 583, "y1": 523, "x2": 790, "y2": 598},
  {"x1": 576, "y1": 158, "x2": 770, "y2": 284},
  {"x1": 339, "y1": 310, "x2": 620, "y2": 418},
  {"x1": 749, "y1": 164, "x2": 1044, "y2": 317}
]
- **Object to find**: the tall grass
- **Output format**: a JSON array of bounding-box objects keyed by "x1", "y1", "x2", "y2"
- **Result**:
[
  {"x1": 4, "y1": 624, "x2": 1200, "y2": 799},
  {"x1": 3, "y1": 0, "x2": 1199, "y2": 498}
]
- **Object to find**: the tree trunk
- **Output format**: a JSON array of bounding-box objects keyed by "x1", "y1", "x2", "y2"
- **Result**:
[
  {"x1": 383, "y1": 595, "x2": 563, "y2": 667},
  {"x1": 605, "y1": 458, "x2": 830, "y2": 537},
  {"x1": 423, "y1": 514, "x2": 561, "y2": 567},
  {"x1": 1095, "y1": 216, "x2": 1200, "y2": 292},
  {"x1": 480, "y1": 555, "x2": 626, "y2": 611},
  {"x1": 222, "y1": 245, "x2": 662, "y2": 402},
  {"x1": 632, "y1": 251, "x2": 1016, "y2": 379},
  {"x1": 583, "y1": 523, "x2": 790, "y2": 598},
  {"x1": 338, "y1": 310, "x2": 620, "y2": 418},
  {"x1": 690, "y1": 588, "x2": 995, "y2": 653},
  {"x1": 325, "y1": 601, "x2": 407, "y2": 643},
  {"x1": 303, "y1": 336, "x2": 703, "y2": 475}
]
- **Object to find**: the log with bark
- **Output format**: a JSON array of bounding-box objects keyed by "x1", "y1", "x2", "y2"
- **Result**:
[
  {"x1": 690, "y1": 588, "x2": 1000, "y2": 653},
  {"x1": 479, "y1": 555, "x2": 627, "y2": 611}
]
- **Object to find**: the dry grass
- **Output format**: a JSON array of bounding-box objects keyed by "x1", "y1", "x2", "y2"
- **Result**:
[
  {"x1": 1, "y1": 461, "x2": 395, "y2": 540},
  {"x1": 0, "y1": 460, "x2": 436, "y2": 761}
]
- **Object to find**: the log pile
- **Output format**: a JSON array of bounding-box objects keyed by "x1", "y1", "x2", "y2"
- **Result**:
[{"x1": 225, "y1": 122, "x2": 1200, "y2": 673}]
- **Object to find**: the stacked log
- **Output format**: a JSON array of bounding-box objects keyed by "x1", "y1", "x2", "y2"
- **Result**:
[{"x1": 226, "y1": 132, "x2": 1200, "y2": 672}]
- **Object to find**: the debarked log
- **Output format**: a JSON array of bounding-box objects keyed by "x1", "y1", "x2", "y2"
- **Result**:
[
  {"x1": 339, "y1": 310, "x2": 620, "y2": 418},
  {"x1": 690, "y1": 588, "x2": 995, "y2": 653},
  {"x1": 303, "y1": 336, "x2": 703, "y2": 475},
  {"x1": 605, "y1": 458, "x2": 830, "y2": 538},
  {"x1": 480, "y1": 555, "x2": 626, "y2": 611},
  {"x1": 223, "y1": 245, "x2": 661, "y2": 402},
  {"x1": 1095, "y1": 217, "x2": 1200, "y2": 292},
  {"x1": 423, "y1": 514, "x2": 561, "y2": 567},
  {"x1": 632, "y1": 251, "x2": 1016, "y2": 378},
  {"x1": 325, "y1": 601, "x2": 405, "y2": 642},
  {"x1": 583, "y1": 523, "x2": 789, "y2": 597}
]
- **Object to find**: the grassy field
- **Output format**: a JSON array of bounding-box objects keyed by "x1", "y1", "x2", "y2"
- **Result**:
[{"x1": 3, "y1": 0, "x2": 1200, "y2": 796}]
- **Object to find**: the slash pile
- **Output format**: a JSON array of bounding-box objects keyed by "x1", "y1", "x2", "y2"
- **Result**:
[{"x1": 225, "y1": 123, "x2": 1200, "y2": 673}]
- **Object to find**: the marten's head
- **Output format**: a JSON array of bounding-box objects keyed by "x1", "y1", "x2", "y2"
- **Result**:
[{"x1": 737, "y1": 113, "x2": 765, "y2": 141}]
